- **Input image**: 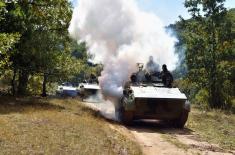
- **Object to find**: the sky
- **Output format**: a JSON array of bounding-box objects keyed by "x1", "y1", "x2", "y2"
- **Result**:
[
  {"x1": 136, "y1": 0, "x2": 235, "y2": 25},
  {"x1": 70, "y1": 0, "x2": 235, "y2": 25}
]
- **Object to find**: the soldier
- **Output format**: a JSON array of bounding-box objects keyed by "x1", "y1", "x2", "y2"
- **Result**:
[
  {"x1": 146, "y1": 56, "x2": 160, "y2": 75},
  {"x1": 136, "y1": 63, "x2": 146, "y2": 83},
  {"x1": 89, "y1": 74, "x2": 98, "y2": 84},
  {"x1": 161, "y1": 64, "x2": 173, "y2": 88}
]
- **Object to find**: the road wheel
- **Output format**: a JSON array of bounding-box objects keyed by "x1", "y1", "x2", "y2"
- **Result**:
[
  {"x1": 122, "y1": 110, "x2": 133, "y2": 125},
  {"x1": 175, "y1": 109, "x2": 189, "y2": 128}
]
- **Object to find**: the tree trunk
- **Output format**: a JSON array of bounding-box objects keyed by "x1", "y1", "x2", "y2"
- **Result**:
[
  {"x1": 209, "y1": 23, "x2": 222, "y2": 108},
  {"x1": 41, "y1": 73, "x2": 47, "y2": 97},
  {"x1": 210, "y1": 81, "x2": 221, "y2": 108},
  {"x1": 11, "y1": 69, "x2": 17, "y2": 96},
  {"x1": 17, "y1": 70, "x2": 29, "y2": 96}
]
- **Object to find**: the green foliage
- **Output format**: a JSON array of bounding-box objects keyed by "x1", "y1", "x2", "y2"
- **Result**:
[
  {"x1": 167, "y1": 24, "x2": 188, "y2": 79},
  {"x1": 71, "y1": 41, "x2": 89, "y2": 60},
  {"x1": 174, "y1": 78, "x2": 194, "y2": 99},
  {"x1": 0, "y1": 33, "x2": 20, "y2": 73},
  {"x1": 0, "y1": 70, "x2": 13, "y2": 93},
  {"x1": 178, "y1": 0, "x2": 235, "y2": 108},
  {"x1": 0, "y1": 1, "x2": 21, "y2": 74},
  {"x1": 68, "y1": 41, "x2": 103, "y2": 83},
  {"x1": 27, "y1": 75, "x2": 43, "y2": 95},
  {"x1": 0, "y1": 0, "x2": 92, "y2": 95},
  {"x1": 193, "y1": 89, "x2": 210, "y2": 110}
]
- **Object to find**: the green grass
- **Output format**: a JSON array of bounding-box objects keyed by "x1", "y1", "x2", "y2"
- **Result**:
[
  {"x1": 186, "y1": 107, "x2": 235, "y2": 150},
  {"x1": 0, "y1": 97, "x2": 142, "y2": 155}
]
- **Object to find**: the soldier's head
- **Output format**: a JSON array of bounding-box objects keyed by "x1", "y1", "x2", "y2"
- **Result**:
[
  {"x1": 138, "y1": 63, "x2": 144, "y2": 71},
  {"x1": 149, "y1": 56, "x2": 153, "y2": 62},
  {"x1": 162, "y1": 64, "x2": 167, "y2": 72}
]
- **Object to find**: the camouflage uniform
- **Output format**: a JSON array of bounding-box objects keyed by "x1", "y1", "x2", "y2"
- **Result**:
[{"x1": 161, "y1": 70, "x2": 173, "y2": 88}]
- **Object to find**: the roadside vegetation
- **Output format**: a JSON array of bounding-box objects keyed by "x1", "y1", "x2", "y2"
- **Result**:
[
  {"x1": 186, "y1": 106, "x2": 235, "y2": 150},
  {"x1": 171, "y1": 1, "x2": 235, "y2": 110},
  {"x1": 158, "y1": 106, "x2": 235, "y2": 153},
  {"x1": 0, "y1": 97, "x2": 142, "y2": 155},
  {"x1": 0, "y1": 1, "x2": 101, "y2": 97}
]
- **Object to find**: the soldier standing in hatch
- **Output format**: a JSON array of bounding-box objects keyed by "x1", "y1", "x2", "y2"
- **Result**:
[
  {"x1": 146, "y1": 56, "x2": 160, "y2": 75},
  {"x1": 161, "y1": 64, "x2": 173, "y2": 88},
  {"x1": 136, "y1": 63, "x2": 146, "y2": 83},
  {"x1": 145, "y1": 56, "x2": 160, "y2": 82}
]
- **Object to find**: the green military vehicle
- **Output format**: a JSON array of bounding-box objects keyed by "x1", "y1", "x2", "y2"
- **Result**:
[{"x1": 117, "y1": 65, "x2": 190, "y2": 128}]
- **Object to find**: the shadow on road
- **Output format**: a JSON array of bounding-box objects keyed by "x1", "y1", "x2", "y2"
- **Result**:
[{"x1": 128, "y1": 119, "x2": 194, "y2": 135}]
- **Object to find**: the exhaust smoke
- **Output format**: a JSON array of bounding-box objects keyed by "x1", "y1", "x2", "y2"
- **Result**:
[{"x1": 69, "y1": 0, "x2": 178, "y2": 103}]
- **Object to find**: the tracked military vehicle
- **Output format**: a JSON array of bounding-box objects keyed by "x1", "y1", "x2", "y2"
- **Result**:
[
  {"x1": 79, "y1": 83, "x2": 100, "y2": 99},
  {"x1": 79, "y1": 74, "x2": 100, "y2": 99},
  {"x1": 117, "y1": 63, "x2": 190, "y2": 128}
]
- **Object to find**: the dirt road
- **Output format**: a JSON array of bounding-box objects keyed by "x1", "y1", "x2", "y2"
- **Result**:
[
  {"x1": 83, "y1": 101, "x2": 234, "y2": 155},
  {"x1": 109, "y1": 120, "x2": 234, "y2": 155}
]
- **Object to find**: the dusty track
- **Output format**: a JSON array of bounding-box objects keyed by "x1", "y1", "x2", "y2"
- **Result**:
[
  {"x1": 110, "y1": 121, "x2": 234, "y2": 155},
  {"x1": 83, "y1": 101, "x2": 234, "y2": 155}
]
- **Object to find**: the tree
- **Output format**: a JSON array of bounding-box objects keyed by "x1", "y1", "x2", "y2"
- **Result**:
[
  {"x1": 0, "y1": 0, "x2": 74, "y2": 95},
  {"x1": 0, "y1": 1, "x2": 21, "y2": 95},
  {"x1": 167, "y1": 24, "x2": 188, "y2": 79},
  {"x1": 226, "y1": 8, "x2": 235, "y2": 106},
  {"x1": 181, "y1": 0, "x2": 235, "y2": 108}
]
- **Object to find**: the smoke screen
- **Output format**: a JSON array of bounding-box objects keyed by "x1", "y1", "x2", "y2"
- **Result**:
[{"x1": 69, "y1": 0, "x2": 178, "y2": 98}]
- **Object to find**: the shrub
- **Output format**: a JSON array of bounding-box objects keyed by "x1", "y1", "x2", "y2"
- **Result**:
[{"x1": 193, "y1": 89, "x2": 210, "y2": 110}]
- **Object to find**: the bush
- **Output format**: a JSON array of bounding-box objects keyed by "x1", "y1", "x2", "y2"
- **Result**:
[
  {"x1": 193, "y1": 89, "x2": 210, "y2": 110},
  {"x1": 175, "y1": 78, "x2": 234, "y2": 111},
  {"x1": 27, "y1": 75, "x2": 43, "y2": 95},
  {"x1": 28, "y1": 75, "x2": 58, "y2": 96},
  {"x1": 221, "y1": 80, "x2": 233, "y2": 109},
  {"x1": 174, "y1": 78, "x2": 198, "y2": 101},
  {"x1": 0, "y1": 70, "x2": 14, "y2": 94}
]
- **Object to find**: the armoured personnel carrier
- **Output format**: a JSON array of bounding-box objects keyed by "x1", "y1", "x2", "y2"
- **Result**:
[
  {"x1": 79, "y1": 74, "x2": 100, "y2": 99},
  {"x1": 117, "y1": 63, "x2": 190, "y2": 128},
  {"x1": 79, "y1": 83, "x2": 100, "y2": 99},
  {"x1": 56, "y1": 82, "x2": 78, "y2": 97}
]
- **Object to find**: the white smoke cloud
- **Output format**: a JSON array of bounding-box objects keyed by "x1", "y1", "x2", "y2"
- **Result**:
[{"x1": 69, "y1": 0, "x2": 178, "y2": 98}]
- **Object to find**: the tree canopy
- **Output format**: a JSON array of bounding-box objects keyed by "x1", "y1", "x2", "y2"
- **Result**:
[
  {"x1": 0, "y1": 0, "x2": 93, "y2": 96},
  {"x1": 172, "y1": 0, "x2": 235, "y2": 109}
]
